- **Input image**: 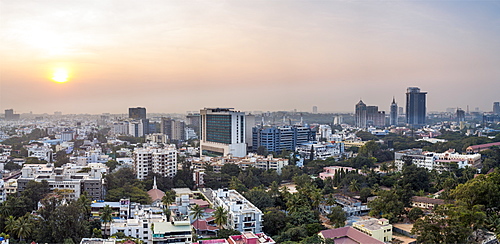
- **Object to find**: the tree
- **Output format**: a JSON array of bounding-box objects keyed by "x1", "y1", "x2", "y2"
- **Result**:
[
  {"x1": 407, "y1": 207, "x2": 424, "y2": 222},
  {"x1": 368, "y1": 190, "x2": 405, "y2": 223},
  {"x1": 256, "y1": 146, "x2": 268, "y2": 156},
  {"x1": 348, "y1": 179, "x2": 360, "y2": 193},
  {"x1": 221, "y1": 163, "x2": 240, "y2": 177},
  {"x1": 100, "y1": 205, "x2": 113, "y2": 238},
  {"x1": 213, "y1": 206, "x2": 228, "y2": 230},
  {"x1": 327, "y1": 205, "x2": 346, "y2": 228},
  {"x1": 263, "y1": 207, "x2": 287, "y2": 236},
  {"x1": 244, "y1": 187, "x2": 273, "y2": 210},
  {"x1": 358, "y1": 140, "x2": 380, "y2": 158},
  {"x1": 190, "y1": 204, "x2": 204, "y2": 231}
]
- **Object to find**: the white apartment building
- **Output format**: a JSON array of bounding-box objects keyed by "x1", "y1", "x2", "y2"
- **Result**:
[
  {"x1": 112, "y1": 122, "x2": 129, "y2": 135},
  {"x1": 395, "y1": 148, "x2": 481, "y2": 172},
  {"x1": 212, "y1": 189, "x2": 263, "y2": 233},
  {"x1": 27, "y1": 144, "x2": 53, "y2": 162},
  {"x1": 133, "y1": 145, "x2": 177, "y2": 180},
  {"x1": 296, "y1": 142, "x2": 345, "y2": 160},
  {"x1": 17, "y1": 163, "x2": 108, "y2": 201},
  {"x1": 205, "y1": 154, "x2": 288, "y2": 175}
]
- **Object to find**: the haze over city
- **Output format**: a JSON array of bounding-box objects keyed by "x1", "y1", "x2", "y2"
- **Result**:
[{"x1": 1, "y1": 0, "x2": 499, "y2": 114}]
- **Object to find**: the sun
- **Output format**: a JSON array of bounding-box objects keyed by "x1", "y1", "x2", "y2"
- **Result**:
[{"x1": 52, "y1": 68, "x2": 69, "y2": 83}]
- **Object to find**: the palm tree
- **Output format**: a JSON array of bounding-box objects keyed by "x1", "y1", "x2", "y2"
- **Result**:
[
  {"x1": 4, "y1": 215, "x2": 16, "y2": 235},
  {"x1": 213, "y1": 206, "x2": 228, "y2": 231},
  {"x1": 162, "y1": 190, "x2": 176, "y2": 220},
  {"x1": 190, "y1": 204, "x2": 204, "y2": 235},
  {"x1": 14, "y1": 214, "x2": 34, "y2": 241},
  {"x1": 100, "y1": 205, "x2": 113, "y2": 239},
  {"x1": 348, "y1": 179, "x2": 360, "y2": 193}
]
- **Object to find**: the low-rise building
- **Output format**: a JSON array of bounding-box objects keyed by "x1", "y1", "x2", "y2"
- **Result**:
[
  {"x1": 318, "y1": 166, "x2": 358, "y2": 180},
  {"x1": 296, "y1": 142, "x2": 345, "y2": 160},
  {"x1": 152, "y1": 221, "x2": 193, "y2": 244},
  {"x1": 411, "y1": 196, "x2": 446, "y2": 210},
  {"x1": 466, "y1": 142, "x2": 500, "y2": 153},
  {"x1": 319, "y1": 226, "x2": 384, "y2": 244},
  {"x1": 395, "y1": 148, "x2": 481, "y2": 172},
  {"x1": 352, "y1": 218, "x2": 392, "y2": 243}
]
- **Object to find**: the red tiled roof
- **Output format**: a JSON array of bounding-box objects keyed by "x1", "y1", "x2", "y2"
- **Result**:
[
  {"x1": 320, "y1": 227, "x2": 384, "y2": 244},
  {"x1": 192, "y1": 219, "x2": 219, "y2": 231},
  {"x1": 468, "y1": 142, "x2": 500, "y2": 150},
  {"x1": 147, "y1": 189, "x2": 165, "y2": 202}
]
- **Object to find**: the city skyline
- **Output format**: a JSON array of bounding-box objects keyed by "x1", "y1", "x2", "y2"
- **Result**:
[{"x1": 1, "y1": 1, "x2": 499, "y2": 114}]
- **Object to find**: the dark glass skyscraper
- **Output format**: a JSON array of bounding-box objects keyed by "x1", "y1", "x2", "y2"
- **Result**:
[
  {"x1": 129, "y1": 107, "x2": 146, "y2": 120},
  {"x1": 406, "y1": 87, "x2": 427, "y2": 126}
]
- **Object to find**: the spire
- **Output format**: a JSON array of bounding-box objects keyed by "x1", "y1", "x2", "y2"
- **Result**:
[
  {"x1": 153, "y1": 176, "x2": 157, "y2": 189},
  {"x1": 392, "y1": 96, "x2": 396, "y2": 103}
]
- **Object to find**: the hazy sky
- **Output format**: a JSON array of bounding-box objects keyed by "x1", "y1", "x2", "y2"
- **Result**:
[{"x1": 1, "y1": 0, "x2": 499, "y2": 115}]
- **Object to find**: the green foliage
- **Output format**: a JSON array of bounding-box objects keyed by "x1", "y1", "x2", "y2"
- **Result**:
[
  {"x1": 407, "y1": 207, "x2": 424, "y2": 222},
  {"x1": 4, "y1": 161, "x2": 22, "y2": 171},
  {"x1": 216, "y1": 229, "x2": 240, "y2": 239},
  {"x1": 221, "y1": 163, "x2": 240, "y2": 177},
  {"x1": 368, "y1": 189, "x2": 405, "y2": 223},
  {"x1": 327, "y1": 205, "x2": 346, "y2": 228},
  {"x1": 244, "y1": 187, "x2": 273, "y2": 210},
  {"x1": 105, "y1": 160, "x2": 119, "y2": 172},
  {"x1": 263, "y1": 207, "x2": 287, "y2": 236},
  {"x1": 213, "y1": 206, "x2": 228, "y2": 230}
]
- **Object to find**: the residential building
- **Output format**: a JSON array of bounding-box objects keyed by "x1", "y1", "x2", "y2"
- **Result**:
[
  {"x1": 27, "y1": 144, "x2": 53, "y2": 162},
  {"x1": 200, "y1": 108, "x2": 247, "y2": 157},
  {"x1": 352, "y1": 218, "x2": 392, "y2": 243},
  {"x1": 252, "y1": 126, "x2": 316, "y2": 154},
  {"x1": 318, "y1": 166, "x2": 357, "y2": 180},
  {"x1": 152, "y1": 221, "x2": 193, "y2": 244},
  {"x1": 411, "y1": 196, "x2": 445, "y2": 210},
  {"x1": 319, "y1": 227, "x2": 384, "y2": 244},
  {"x1": 112, "y1": 122, "x2": 129, "y2": 135},
  {"x1": 395, "y1": 148, "x2": 481, "y2": 172},
  {"x1": 161, "y1": 118, "x2": 186, "y2": 142},
  {"x1": 390, "y1": 97, "x2": 398, "y2": 126},
  {"x1": 212, "y1": 189, "x2": 263, "y2": 233},
  {"x1": 296, "y1": 142, "x2": 345, "y2": 160},
  {"x1": 466, "y1": 142, "x2": 500, "y2": 153},
  {"x1": 406, "y1": 87, "x2": 427, "y2": 126},
  {"x1": 133, "y1": 145, "x2": 177, "y2": 180},
  {"x1": 17, "y1": 163, "x2": 108, "y2": 201},
  {"x1": 198, "y1": 154, "x2": 288, "y2": 176}
]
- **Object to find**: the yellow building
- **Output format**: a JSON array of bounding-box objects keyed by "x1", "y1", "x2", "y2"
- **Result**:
[{"x1": 352, "y1": 218, "x2": 392, "y2": 242}]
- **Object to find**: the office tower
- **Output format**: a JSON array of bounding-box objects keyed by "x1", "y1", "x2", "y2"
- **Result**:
[
  {"x1": 494, "y1": 102, "x2": 500, "y2": 115},
  {"x1": 390, "y1": 97, "x2": 398, "y2": 126},
  {"x1": 313, "y1": 106, "x2": 318, "y2": 113},
  {"x1": 406, "y1": 87, "x2": 427, "y2": 126},
  {"x1": 199, "y1": 108, "x2": 247, "y2": 157},
  {"x1": 252, "y1": 126, "x2": 316, "y2": 153},
  {"x1": 456, "y1": 108, "x2": 465, "y2": 122},
  {"x1": 129, "y1": 107, "x2": 146, "y2": 120},
  {"x1": 355, "y1": 100, "x2": 367, "y2": 128},
  {"x1": 4, "y1": 109, "x2": 20, "y2": 120},
  {"x1": 161, "y1": 118, "x2": 186, "y2": 142}
]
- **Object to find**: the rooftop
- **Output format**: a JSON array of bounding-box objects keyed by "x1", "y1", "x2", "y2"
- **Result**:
[{"x1": 320, "y1": 227, "x2": 384, "y2": 244}]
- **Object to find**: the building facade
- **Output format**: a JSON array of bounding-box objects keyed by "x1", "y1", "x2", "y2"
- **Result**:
[
  {"x1": 395, "y1": 148, "x2": 481, "y2": 172},
  {"x1": 352, "y1": 218, "x2": 392, "y2": 243},
  {"x1": 252, "y1": 126, "x2": 316, "y2": 153},
  {"x1": 390, "y1": 97, "x2": 398, "y2": 126},
  {"x1": 355, "y1": 100, "x2": 367, "y2": 128},
  {"x1": 129, "y1": 107, "x2": 147, "y2": 120},
  {"x1": 406, "y1": 87, "x2": 427, "y2": 126},
  {"x1": 200, "y1": 108, "x2": 247, "y2": 157},
  {"x1": 133, "y1": 145, "x2": 178, "y2": 180},
  {"x1": 212, "y1": 189, "x2": 263, "y2": 233}
]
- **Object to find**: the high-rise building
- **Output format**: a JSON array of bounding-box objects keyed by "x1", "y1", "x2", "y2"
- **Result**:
[
  {"x1": 355, "y1": 100, "x2": 385, "y2": 128},
  {"x1": 133, "y1": 145, "x2": 177, "y2": 180},
  {"x1": 161, "y1": 118, "x2": 184, "y2": 141},
  {"x1": 200, "y1": 108, "x2": 247, "y2": 157},
  {"x1": 129, "y1": 107, "x2": 146, "y2": 120},
  {"x1": 4, "y1": 109, "x2": 20, "y2": 120},
  {"x1": 355, "y1": 100, "x2": 367, "y2": 128},
  {"x1": 252, "y1": 126, "x2": 316, "y2": 153},
  {"x1": 390, "y1": 97, "x2": 398, "y2": 126},
  {"x1": 406, "y1": 87, "x2": 427, "y2": 126},
  {"x1": 494, "y1": 102, "x2": 500, "y2": 115},
  {"x1": 456, "y1": 108, "x2": 465, "y2": 122},
  {"x1": 313, "y1": 106, "x2": 318, "y2": 113}
]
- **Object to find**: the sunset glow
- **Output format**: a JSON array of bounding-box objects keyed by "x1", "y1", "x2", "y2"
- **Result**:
[{"x1": 51, "y1": 68, "x2": 69, "y2": 83}]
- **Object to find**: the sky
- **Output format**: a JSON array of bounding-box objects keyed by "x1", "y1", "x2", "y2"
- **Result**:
[{"x1": 1, "y1": 0, "x2": 499, "y2": 115}]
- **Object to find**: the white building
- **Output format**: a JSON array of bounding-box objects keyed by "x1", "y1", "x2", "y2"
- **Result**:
[
  {"x1": 17, "y1": 163, "x2": 108, "y2": 201},
  {"x1": 212, "y1": 188, "x2": 263, "y2": 233},
  {"x1": 199, "y1": 108, "x2": 247, "y2": 157},
  {"x1": 296, "y1": 142, "x2": 345, "y2": 160},
  {"x1": 133, "y1": 145, "x2": 177, "y2": 180},
  {"x1": 112, "y1": 122, "x2": 129, "y2": 135},
  {"x1": 395, "y1": 148, "x2": 481, "y2": 172},
  {"x1": 27, "y1": 144, "x2": 53, "y2": 162},
  {"x1": 152, "y1": 221, "x2": 193, "y2": 244}
]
